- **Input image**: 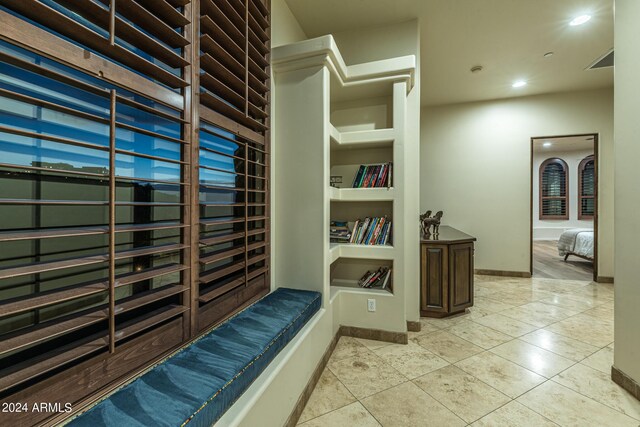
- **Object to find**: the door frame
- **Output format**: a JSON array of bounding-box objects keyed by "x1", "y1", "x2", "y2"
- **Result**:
[{"x1": 529, "y1": 133, "x2": 599, "y2": 281}]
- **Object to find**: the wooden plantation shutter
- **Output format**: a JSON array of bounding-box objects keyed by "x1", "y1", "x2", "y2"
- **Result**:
[
  {"x1": 196, "y1": 0, "x2": 270, "y2": 332},
  {"x1": 0, "y1": 0, "x2": 271, "y2": 424},
  {"x1": 578, "y1": 155, "x2": 595, "y2": 219},
  {"x1": 539, "y1": 158, "x2": 569, "y2": 220}
]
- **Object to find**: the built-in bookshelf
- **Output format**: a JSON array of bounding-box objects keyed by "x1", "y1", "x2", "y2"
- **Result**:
[{"x1": 272, "y1": 35, "x2": 416, "y2": 332}]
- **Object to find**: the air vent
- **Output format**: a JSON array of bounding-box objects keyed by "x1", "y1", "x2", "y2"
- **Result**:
[{"x1": 587, "y1": 49, "x2": 614, "y2": 70}]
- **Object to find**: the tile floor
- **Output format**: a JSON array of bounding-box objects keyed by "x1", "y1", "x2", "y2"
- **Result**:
[{"x1": 297, "y1": 275, "x2": 639, "y2": 426}]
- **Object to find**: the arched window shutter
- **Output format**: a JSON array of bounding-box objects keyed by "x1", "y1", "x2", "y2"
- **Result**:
[
  {"x1": 539, "y1": 158, "x2": 569, "y2": 220},
  {"x1": 579, "y1": 155, "x2": 595, "y2": 219}
]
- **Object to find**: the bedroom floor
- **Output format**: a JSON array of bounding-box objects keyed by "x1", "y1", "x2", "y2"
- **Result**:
[
  {"x1": 296, "y1": 275, "x2": 631, "y2": 426},
  {"x1": 533, "y1": 240, "x2": 593, "y2": 281}
]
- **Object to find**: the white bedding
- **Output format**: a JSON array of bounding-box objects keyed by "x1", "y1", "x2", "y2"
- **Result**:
[{"x1": 558, "y1": 229, "x2": 594, "y2": 260}]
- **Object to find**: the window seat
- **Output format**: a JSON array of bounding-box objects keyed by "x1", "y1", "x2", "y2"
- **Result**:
[{"x1": 66, "y1": 288, "x2": 322, "y2": 427}]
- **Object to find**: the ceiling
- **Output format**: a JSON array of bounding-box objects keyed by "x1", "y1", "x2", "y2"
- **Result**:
[
  {"x1": 285, "y1": 0, "x2": 614, "y2": 106},
  {"x1": 532, "y1": 135, "x2": 595, "y2": 153}
]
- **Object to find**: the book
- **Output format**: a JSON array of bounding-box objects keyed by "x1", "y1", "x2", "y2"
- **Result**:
[
  {"x1": 351, "y1": 163, "x2": 392, "y2": 188},
  {"x1": 352, "y1": 166, "x2": 365, "y2": 187},
  {"x1": 330, "y1": 220, "x2": 351, "y2": 242},
  {"x1": 349, "y1": 219, "x2": 360, "y2": 243},
  {"x1": 358, "y1": 267, "x2": 391, "y2": 289},
  {"x1": 370, "y1": 216, "x2": 386, "y2": 245}
]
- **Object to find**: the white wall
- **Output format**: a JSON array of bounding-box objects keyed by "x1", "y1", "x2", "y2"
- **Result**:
[
  {"x1": 532, "y1": 148, "x2": 594, "y2": 240},
  {"x1": 271, "y1": 0, "x2": 306, "y2": 47},
  {"x1": 270, "y1": 0, "x2": 307, "y2": 292},
  {"x1": 613, "y1": 0, "x2": 640, "y2": 391},
  {"x1": 421, "y1": 88, "x2": 613, "y2": 276}
]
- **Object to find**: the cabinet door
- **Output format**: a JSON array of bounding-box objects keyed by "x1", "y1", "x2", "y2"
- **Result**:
[
  {"x1": 421, "y1": 244, "x2": 448, "y2": 313},
  {"x1": 449, "y1": 243, "x2": 474, "y2": 312}
]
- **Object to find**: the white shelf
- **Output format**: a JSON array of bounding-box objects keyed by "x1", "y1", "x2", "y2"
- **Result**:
[
  {"x1": 330, "y1": 125, "x2": 395, "y2": 150},
  {"x1": 329, "y1": 243, "x2": 340, "y2": 263},
  {"x1": 329, "y1": 186, "x2": 395, "y2": 202},
  {"x1": 329, "y1": 243, "x2": 394, "y2": 261},
  {"x1": 330, "y1": 282, "x2": 393, "y2": 301}
]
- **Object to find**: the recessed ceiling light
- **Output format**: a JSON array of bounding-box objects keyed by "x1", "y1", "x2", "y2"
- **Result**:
[
  {"x1": 570, "y1": 15, "x2": 592, "y2": 26},
  {"x1": 543, "y1": 142, "x2": 552, "y2": 147},
  {"x1": 512, "y1": 80, "x2": 527, "y2": 88}
]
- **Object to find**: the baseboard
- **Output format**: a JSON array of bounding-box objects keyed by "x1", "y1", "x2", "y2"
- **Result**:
[
  {"x1": 475, "y1": 269, "x2": 532, "y2": 278},
  {"x1": 406, "y1": 320, "x2": 421, "y2": 332},
  {"x1": 612, "y1": 366, "x2": 640, "y2": 401},
  {"x1": 339, "y1": 325, "x2": 408, "y2": 344},
  {"x1": 597, "y1": 276, "x2": 614, "y2": 284},
  {"x1": 283, "y1": 330, "x2": 340, "y2": 427}
]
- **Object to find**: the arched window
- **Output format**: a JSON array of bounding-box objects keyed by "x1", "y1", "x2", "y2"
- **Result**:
[
  {"x1": 539, "y1": 158, "x2": 569, "y2": 219},
  {"x1": 579, "y1": 155, "x2": 595, "y2": 219}
]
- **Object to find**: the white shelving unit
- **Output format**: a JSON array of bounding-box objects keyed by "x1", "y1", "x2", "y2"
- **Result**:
[{"x1": 273, "y1": 35, "x2": 416, "y2": 333}]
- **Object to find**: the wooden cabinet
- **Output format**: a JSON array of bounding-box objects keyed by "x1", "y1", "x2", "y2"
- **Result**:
[{"x1": 420, "y1": 227, "x2": 475, "y2": 317}]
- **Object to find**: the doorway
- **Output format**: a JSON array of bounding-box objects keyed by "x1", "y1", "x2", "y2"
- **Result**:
[{"x1": 530, "y1": 134, "x2": 598, "y2": 281}]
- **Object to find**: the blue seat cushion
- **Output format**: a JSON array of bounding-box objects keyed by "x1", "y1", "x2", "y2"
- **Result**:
[{"x1": 67, "y1": 288, "x2": 321, "y2": 427}]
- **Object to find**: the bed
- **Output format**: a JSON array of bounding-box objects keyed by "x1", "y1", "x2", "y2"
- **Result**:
[{"x1": 558, "y1": 228, "x2": 594, "y2": 261}]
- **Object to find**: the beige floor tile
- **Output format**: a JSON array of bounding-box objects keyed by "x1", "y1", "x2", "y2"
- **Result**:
[
  {"x1": 517, "y1": 381, "x2": 638, "y2": 427},
  {"x1": 420, "y1": 313, "x2": 470, "y2": 329},
  {"x1": 567, "y1": 283, "x2": 614, "y2": 301},
  {"x1": 502, "y1": 289, "x2": 560, "y2": 303},
  {"x1": 529, "y1": 278, "x2": 588, "y2": 294},
  {"x1": 519, "y1": 329, "x2": 599, "y2": 362},
  {"x1": 331, "y1": 336, "x2": 372, "y2": 361},
  {"x1": 328, "y1": 351, "x2": 406, "y2": 399},
  {"x1": 538, "y1": 294, "x2": 599, "y2": 312},
  {"x1": 473, "y1": 297, "x2": 516, "y2": 313},
  {"x1": 472, "y1": 314, "x2": 538, "y2": 337},
  {"x1": 500, "y1": 302, "x2": 578, "y2": 327},
  {"x1": 563, "y1": 291, "x2": 613, "y2": 306},
  {"x1": 413, "y1": 365, "x2": 510, "y2": 423},
  {"x1": 298, "y1": 402, "x2": 380, "y2": 427},
  {"x1": 355, "y1": 338, "x2": 393, "y2": 350},
  {"x1": 447, "y1": 320, "x2": 513, "y2": 349},
  {"x1": 552, "y1": 363, "x2": 640, "y2": 420},
  {"x1": 545, "y1": 314, "x2": 613, "y2": 347},
  {"x1": 407, "y1": 320, "x2": 442, "y2": 340},
  {"x1": 465, "y1": 306, "x2": 495, "y2": 320},
  {"x1": 470, "y1": 401, "x2": 559, "y2": 427},
  {"x1": 298, "y1": 369, "x2": 357, "y2": 423},
  {"x1": 372, "y1": 341, "x2": 449, "y2": 379},
  {"x1": 475, "y1": 286, "x2": 499, "y2": 298},
  {"x1": 580, "y1": 346, "x2": 614, "y2": 374},
  {"x1": 495, "y1": 292, "x2": 535, "y2": 307},
  {"x1": 489, "y1": 339, "x2": 574, "y2": 378},
  {"x1": 361, "y1": 381, "x2": 466, "y2": 427},
  {"x1": 414, "y1": 330, "x2": 484, "y2": 363},
  {"x1": 581, "y1": 303, "x2": 614, "y2": 320},
  {"x1": 455, "y1": 352, "x2": 545, "y2": 398}
]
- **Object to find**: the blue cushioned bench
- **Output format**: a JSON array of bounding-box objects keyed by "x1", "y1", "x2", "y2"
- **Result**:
[{"x1": 66, "y1": 288, "x2": 321, "y2": 427}]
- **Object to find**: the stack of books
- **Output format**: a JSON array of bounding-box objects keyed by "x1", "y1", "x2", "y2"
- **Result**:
[
  {"x1": 358, "y1": 267, "x2": 392, "y2": 289},
  {"x1": 330, "y1": 221, "x2": 351, "y2": 243},
  {"x1": 349, "y1": 217, "x2": 391, "y2": 245},
  {"x1": 352, "y1": 163, "x2": 392, "y2": 188}
]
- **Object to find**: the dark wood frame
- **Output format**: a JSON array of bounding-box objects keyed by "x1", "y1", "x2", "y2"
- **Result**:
[
  {"x1": 539, "y1": 157, "x2": 570, "y2": 220},
  {"x1": 0, "y1": 1, "x2": 271, "y2": 424},
  {"x1": 578, "y1": 155, "x2": 595, "y2": 220},
  {"x1": 530, "y1": 134, "x2": 599, "y2": 281}
]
